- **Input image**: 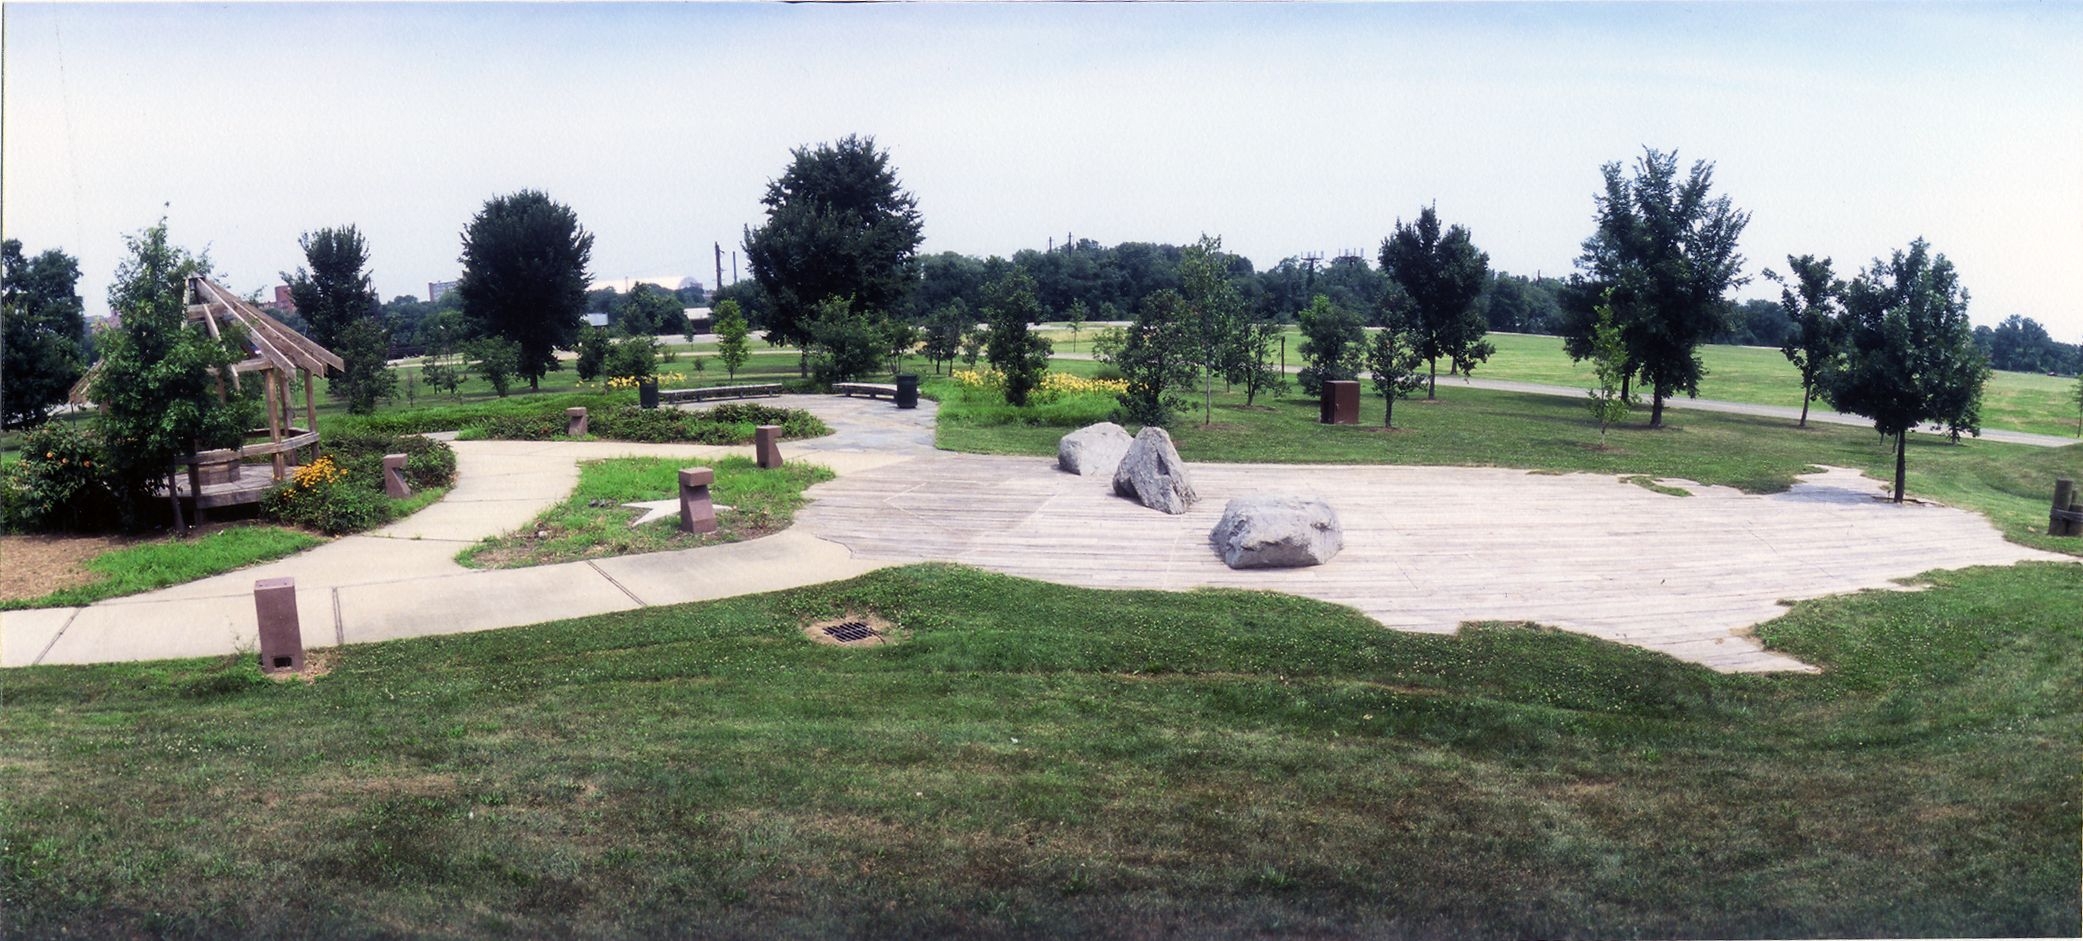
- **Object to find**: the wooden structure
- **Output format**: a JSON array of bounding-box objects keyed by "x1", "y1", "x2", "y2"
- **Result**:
[{"x1": 72, "y1": 276, "x2": 345, "y2": 513}]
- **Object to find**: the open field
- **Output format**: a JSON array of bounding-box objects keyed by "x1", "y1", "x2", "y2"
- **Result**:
[{"x1": 2, "y1": 563, "x2": 2075, "y2": 938}]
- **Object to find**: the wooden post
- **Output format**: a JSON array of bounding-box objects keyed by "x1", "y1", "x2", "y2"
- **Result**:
[
  {"x1": 302, "y1": 368, "x2": 319, "y2": 462},
  {"x1": 186, "y1": 442, "x2": 207, "y2": 527},
  {"x1": 265, "y1": 371, "x2": 287, "y2": 480}
]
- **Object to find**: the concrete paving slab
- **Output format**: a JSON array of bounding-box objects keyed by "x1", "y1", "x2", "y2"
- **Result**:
[
  {"x1": 2, "y1": 608, "x2": 81, "y2": 667},
  {"x1": 38, "y1": 585, "x2": 333, "y2": 666},
  {"x1": 592, "y1": 529, "x2": 882, "y2": 607},
  {"x1": 336, "y1": 563, "x2": 639, "y2": 644}
]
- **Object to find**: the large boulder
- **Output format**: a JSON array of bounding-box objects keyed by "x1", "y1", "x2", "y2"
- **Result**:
[
  {"x1": 1112, "y1": 427, "x2": 1198, "y2": 514},
  {"x1": 1210, "y1": 496, "x2": 1343, "y2": 568},
  {"x1": 1059, "y1": 422, "x2": 1134, "y2": 476}
]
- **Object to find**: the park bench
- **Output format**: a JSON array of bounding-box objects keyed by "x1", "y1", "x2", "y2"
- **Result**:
[
  {"x1": 658, "y1": 383, "x2": 783, "y2": 404},
  {"x1": 832, "y1": 382, "x2": 899, "y2": 399}
]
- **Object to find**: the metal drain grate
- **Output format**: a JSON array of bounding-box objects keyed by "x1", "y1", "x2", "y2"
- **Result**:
[{"x1": 822, "y1": 620, "x2": 879, "y2": 643}]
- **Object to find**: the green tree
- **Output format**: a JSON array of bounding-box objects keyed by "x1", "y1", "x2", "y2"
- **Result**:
[
  {"x1": 1585, "y1": 297, "x2": 1633, "y2": 445},
  {"x1": 1379, "y1": 205, "x2": 1492, "y2": 398},
  {"x1": 981, "y1": 268, "x2": 1051, "y2": 407},
  {"x1": 465, "y1": 337, "x2": 521, "y2": 397},
  {"x1": 742, "y1": 135, "x2": 924, "y2": 361},
  {"x1": 605, "y1": 335, "x2": 658, "y2": 383},
  {"x1": 712, "y1": 299, "x2": 751, "y2": 381},
  {"x1": 1065, "y1": 298, "x2": 1089, "y2": 352},
  {"x1": 1181, "y1": 235, "x2": 1249, "y2": 425},
  {"x1": 282, "y1": 226, "x2": 377, "y2": 347},
  {"x1": 456, "y1": 190, "x2": 594, "y2": 391},
  {"x1": 614, "y1": 282, "x2": 683, "y2": 337},
  {"x1": 91, "y1": 219, "x2": 255, "y2": 529},
  {"x1": 2, "y1": 239, "x2": 87, "y2": 428},
  {"x1": 1295, "y1": 294, "x2": 1364, "y2": 396},
  {"x1": 804, "y1": 296, "x2": 889, "y2": 385},
  {"x1": 922, "y1": 301, "x2": 968, "y2": 375},
  {"x1": 1364, "y1": 314, "x2": 1426, "y2": 428},
  {"x1": 1113, "y1": 289, "x2": 1199, "y2": 427},
  {"x1": 331, "y1": 318, "x2": 396, "y2": 414},
  {"x1": 1826, "y1": 239, "x2": 1987, "y2": 503},
  {"x1": 884, "y1": 319, "x2": 921, "y2": 375},
  {"x1": 575, "y1": 325, "x2": 611, "y2": 382},
  {"x1": 958, "y1": 326, "x2": 985, "y2": 367},
  {"x1": 1567, "y1": 148, "x2": 1751, "y2": 427},
  {"x1": 1764, "y1": 254, "x2": 1844, "y2": 428},
  {"x1": 1228, "y1": 321, "x2": 1286, "y2": 407}
]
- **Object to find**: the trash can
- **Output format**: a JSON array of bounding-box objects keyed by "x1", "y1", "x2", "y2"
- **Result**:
[
  {"x1": 639, "y1": 378, "x2": 659, "y2": 409},
  {"x1": 895, "y1": 374, "x2": 920, "y2": 409}
]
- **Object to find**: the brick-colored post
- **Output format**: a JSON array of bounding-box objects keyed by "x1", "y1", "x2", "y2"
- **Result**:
[
  {"x1": 566, "y1": 407, "x2": 588, "y2": 436},
  {"x1": 1321, "y1": 380, "x2": 1360, "y2": 425},
  {"x1": 382, "y1": 453, "x2": 410, "y2": 499},
  {"x1": 755, "y1": 425, "x2": 783, "y2": 469},
  {"x1": 679, "y1": 467, "x2": 719, "y2": 534},
  {"x1": 254, "y1": 577, "x2": 304, "y2": 674}
]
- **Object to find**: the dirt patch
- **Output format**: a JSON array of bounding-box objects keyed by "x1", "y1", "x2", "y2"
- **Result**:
[{"x1": 0, "y1": 534, "x2": 134, "y2": 601}]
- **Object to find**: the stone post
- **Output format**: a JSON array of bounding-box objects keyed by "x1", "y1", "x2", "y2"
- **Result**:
[
  {"x1": 755, "y1": 425, "x2": 784, "y2": 469},
  {"x1": 382, "y1": 453, "x2": 411, "y2": 499},
  {"x1": 254, "y1": 577, "x2": 304, "y2": 674},
  {"x1": 566, "y1": 407, "x2": 589, "y2": 436},
  {"x1": 679, "y1": 467, "x2": 719, "y2": 534}
]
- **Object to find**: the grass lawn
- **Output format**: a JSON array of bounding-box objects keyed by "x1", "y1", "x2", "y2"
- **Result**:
[
  {"x1": 459, "y1": 456, "x2": 834, "y2": 568},
  {"x1": 937, "y1": 370, "x2": 2083, "y2": 557},
  {"x1": 1, "y1": 562, "x2": 2075, "y2": 938},
  {"x1": 0, "y1": 524, "x2": 324, "y2": 611}
]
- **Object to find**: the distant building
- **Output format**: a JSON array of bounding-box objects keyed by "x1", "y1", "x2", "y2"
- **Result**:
[
  {"x1": 583, "y1": 312, "x2": 609, "y2": 328},
  {"x1": 428, "y1": 280, "x2": 460, "y2": 303},
  {"x1": 267, "y1": 285, "x2": 297, "y2": 315},
  {"x1": 682, "y1": 306, "x2": 712, "y2": 333}
]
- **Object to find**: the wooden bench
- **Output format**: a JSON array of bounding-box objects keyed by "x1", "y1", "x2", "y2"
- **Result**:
[
  {"x1": 658, "y1": 383, "x2": 783, "y2": 404},
  {"x1": 832, "y1": 382, "x2": 899, "y2": 399}
]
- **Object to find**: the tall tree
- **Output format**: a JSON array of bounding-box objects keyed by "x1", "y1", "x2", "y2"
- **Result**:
[
  {"x1": 1764, "y1": 255, "x2": 1844, "y2": 428},
  {"x1": 1379, "y1": 205, "x2": 1492, "y2": 398},
  {"x1": 1826, "y1": 239, "x2": 1988, "y2": 503},
  {"x1": 456, "y1": 190, "x2": 594, "y2": 391},
  {"x1": 1568, "y1": 148, "x2": 1751, "y2": 427},
  {"x1": 285, "y1": 225, "x2": 391, "y2": 413},
  {"x1": 2, "y1": 239, "x2": 87, "y2": 428},
  {"x1": 742, "y1": 135, "x2": 924, "y2": 359},
  {"x1": 981, "y1": 268, "x2": 1051, "y2": 407},
  {"x1": 1180, "y1": 235, "x2": 1249, "y2": 425},
  {"x1": 614, "y1": 283, "x2": 684, "y2": 337},
  {"x1": 922, "y1": 300, "x2": 969, "y2": 375},
  {"x1": 1295, "y1": 294, "x2": 1365, "y2": 396},
  {"x1": 91, "y1": 219, "x2": 255, "y2": 528},
  {"x1": 712, "y1": 299, "x2": 751, "y2": 381}
]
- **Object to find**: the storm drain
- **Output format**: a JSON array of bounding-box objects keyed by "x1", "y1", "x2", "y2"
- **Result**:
[
  {"x1": 806, "y1": 614, "x2": 896, "y2": 648},
  {"x1": 823, "y1": 620, "x2": 879, "y2": 643}
]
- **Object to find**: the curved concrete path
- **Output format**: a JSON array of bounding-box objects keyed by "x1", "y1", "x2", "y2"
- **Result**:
[{"x1": 2, "y1": 394, "x2": 2069, "y2": 672}]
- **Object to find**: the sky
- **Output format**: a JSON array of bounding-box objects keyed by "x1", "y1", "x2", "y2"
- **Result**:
[{"x1": 4, "y1": 2, "x2": 2081, "y2": 336}]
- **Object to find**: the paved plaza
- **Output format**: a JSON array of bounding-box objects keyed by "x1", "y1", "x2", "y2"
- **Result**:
[{"x1": 2, "y1": 395, "x2": 2068, "y2": 671}]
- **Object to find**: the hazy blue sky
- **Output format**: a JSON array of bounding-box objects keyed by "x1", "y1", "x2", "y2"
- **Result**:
[{"x1": 5, "y1": 2, "x2": 2080, "y2": 335}]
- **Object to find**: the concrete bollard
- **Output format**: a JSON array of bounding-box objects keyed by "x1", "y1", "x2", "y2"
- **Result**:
[
  {"x1": 679, "y1": 467, "x2": 719, "y2": 534},
  {"x1": 755, "y1": 425, "x2": 784, "y2": 469},
  {"x1": 254, "y1": 577, "x2": 304, "y2": 674},
  {"x1": 382, "y1": 453, "x2": 411, "y2": 499},
  {"x1": 1320, "y1": 380, "x2": 1360, "y2": 425},
  {"x1": 566, "y1": 406, "x2": 589, "y2": 436}
]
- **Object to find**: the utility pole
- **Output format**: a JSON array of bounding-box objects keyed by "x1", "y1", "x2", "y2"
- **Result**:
[
  {"x1": 714, "y1": 243, "x2": 724, "y2": 297},
  {"x1": 732, "y1": 252, "x2": 739, "y2": 285}
]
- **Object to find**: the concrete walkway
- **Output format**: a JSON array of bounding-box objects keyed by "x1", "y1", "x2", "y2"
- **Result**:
[{"x1": 3, "y1": 394, "x2": 2070, "y2": 672}]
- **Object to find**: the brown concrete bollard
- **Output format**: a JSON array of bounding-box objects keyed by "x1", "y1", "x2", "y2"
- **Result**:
[
  {"x1": 1320, "y1": 380, "x2": 1360, "y2": 425},
  {"x1": 382, "y1": 453, "x2": 411, "y2": 499},
  {"x1": 2054, "y1": 478, "x2": 2077, "y2": 537},
  {"x1": 566, "y1": 406, "x2": 589, "y2": 436},
  {"x1": 755, "y1": 424, "x2": 783, "y2": 469},
  {"x1": 679, "y1": 467, "x2": 719, "y2": 534},
  {"x1": 254, "y1": 577, "x2": 304, "y2": 674}
]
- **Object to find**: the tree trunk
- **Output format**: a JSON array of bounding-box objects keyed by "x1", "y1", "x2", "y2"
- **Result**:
[
  {"x1": 1620, "y1": 373, "x2": 1631, "y2": 403},
  {"x1": 799, "y1": 350, "x2": 808, "y2": 378},
  {"x1": 166, "y1": 468, "x2": 187, "y2": 535},
  {"x1": 1799, "y1": 382, "x2": 1812, "y2": 428},
  {"x1": 1649, "y1": 390, "x2": 1665, "y2": 428},
  {"x1": 1893, "y1": 432, "x2": 1907, "y2": 503},
  {"x1": 1427, "y1": 359, "x2": 1438, "y2": 399},
  {"x1": 1385, "y1": 395, "x2": 1394, "y2": 428},
  {"x1": 1204, "y1": 368, "x2": 1214, "y2": 427},
  {"x1": 530, "y1": 375, "x2": 539, "y2": 392}
]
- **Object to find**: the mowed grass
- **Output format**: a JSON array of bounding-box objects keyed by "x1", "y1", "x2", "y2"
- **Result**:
[
  {"x1": 0, "y1": 525, "x2": 323, "y2": 611},
  {"x1": 1, "y1": 562, "x2": 2075, "y2": 938},
  {"x1": 458, "y1": 456, "x2": 833, "y2": 568},
  {"x1": 942, "y1": 371, "x2": 2083, "y2": 557}
]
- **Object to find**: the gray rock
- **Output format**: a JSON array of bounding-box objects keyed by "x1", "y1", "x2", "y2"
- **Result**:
[
  {"x1": 1211, "y1": 496, "x2": 1343, "y2": 568},
  {"x1": 1111, "y1": 427, "x2": 1198, "y2": 514},
  {"x1": 1058, "y1": 422, "x2": 1134, "y2": 476}
]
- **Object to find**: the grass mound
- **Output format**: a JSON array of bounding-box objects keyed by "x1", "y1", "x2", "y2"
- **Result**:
[{"x1": 3, "y1": 563, "x2": 2075, "y2": 938}]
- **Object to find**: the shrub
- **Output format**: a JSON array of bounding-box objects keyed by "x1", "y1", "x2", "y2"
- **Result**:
[
  {"x1": 262, "y1": 456, "x2": 383, "y2": 535},
  {"x1": 0, "y1": 422, "x2": 122, "y2": 533}
]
